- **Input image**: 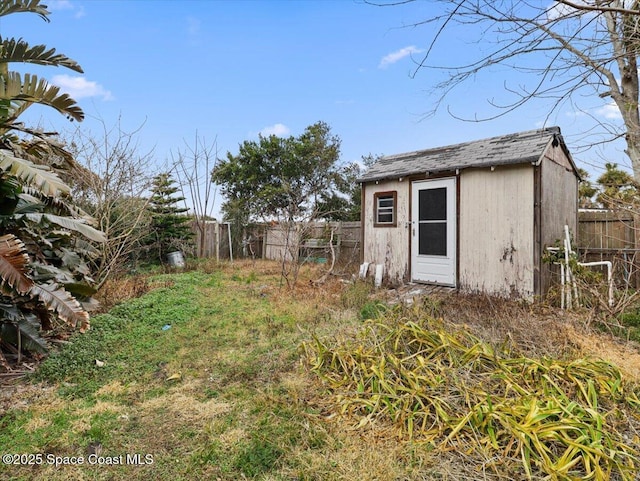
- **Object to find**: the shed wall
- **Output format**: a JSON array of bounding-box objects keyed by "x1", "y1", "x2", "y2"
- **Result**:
[
  {"x1": 459, "y1": 165, "x2": 535, "y2": 298},
  {"x1": 362, "y1": 179, "x2": 410, "y2": 284},
  {"x1": 539, "y1": 144, "x2": 579, "y2": 294}
]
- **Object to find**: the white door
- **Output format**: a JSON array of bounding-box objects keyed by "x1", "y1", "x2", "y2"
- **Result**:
[{"x1": 411, "y1": 178, "x2": 456, "y2": 286}]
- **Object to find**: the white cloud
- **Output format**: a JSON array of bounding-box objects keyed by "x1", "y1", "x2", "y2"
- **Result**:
[
  {"x1": 50, "y1": 75, "x2": 113, "y2": 101},
  {"x1": 47, "y1": 0, "x2": 85, "y2": 18},
  {"x1": 595, "y1": 102, "x2": 622, "y2": 120},
  {"x1": 73, "y1": 6, "x2": 86, "y2": 19},
  {"x1": 378, "y1": 46, "x2": 424, "y2": 69},
  {"x1": 46, "y1": 0, "x2": 74, "y2": 11},
  {"x1": 564, "y1": 101, "x2": 622, "y2": 121},
  {"x1": 260, "y1": 123, "x2": 290, "y2": 137},
  {"x1": 546, "y1": 1, "x2": 577, "y2": 20}
]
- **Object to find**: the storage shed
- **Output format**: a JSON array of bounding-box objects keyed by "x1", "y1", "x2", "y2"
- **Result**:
[{"x1": 358, "y1": 127, "x2": 579, "y2": 299}]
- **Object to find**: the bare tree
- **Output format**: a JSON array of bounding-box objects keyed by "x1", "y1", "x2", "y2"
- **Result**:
[
  {"x1": 68, "y1": 118, "x2": 155, "y2": 286},
  {"x1": 172, "y1": 132, "x2": 218, "y2": 258},
  {"x1": 371, "y1": 0, "x2": 640, "y2": 178}
]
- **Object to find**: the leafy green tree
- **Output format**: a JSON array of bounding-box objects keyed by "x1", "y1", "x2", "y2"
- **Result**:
[
  {"x1": 214, "y1": 122, "x2": 362, "y2": 286},
  {"x1": 316, "y1": 162, "x2": 363, "y2": 222},
  {"x1": 578, "y1": 168, "x2": 599, "y2": 208},
  {"x1": 0, "y1": 0, "x2": 104, "y2": 362},
  {"x1": 316, "y1": 153, "x2": 383, "y2": 222},
  {"x1": 212, "y1": 121, "x2": 344, "y2": 223},
  {"x1": 147, "y1": 172, "x2": 193, "y2": 262},
  {"x1": 596, "y1": 162, "x2": 638, "y2": 209}
]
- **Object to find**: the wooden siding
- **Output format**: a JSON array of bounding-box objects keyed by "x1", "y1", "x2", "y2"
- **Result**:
[
  {"x1": 577, "y1": 210, "x2": 640, "y2": 288},
  {"x1": 362, "y1": 179, "x2": 410, "y2": 284},
  {"x1": 578, "y1": 210, "x2": 635, "y2": 250},
  {"x1": 191, "y1": 220, "x2": 231, "y2": 259},
  {"x1": 264, "y1": 224, "x2": 300, "y2": 262},
  {"x1": 539, "y1": 144, "x2": 579, "y2": 294},
  {"x1": 262, "y1": 222, "x2": 361, "y2": 266},
  {"x1": 459, "y1": 165, "x2": 535, "y2": 298}
]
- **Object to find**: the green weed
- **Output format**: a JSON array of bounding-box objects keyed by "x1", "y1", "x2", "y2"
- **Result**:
[
  {"x1": 305, "y1": 305, "x2": 640, "y2": 480},
  {"x1": 340, "y1": 279, "x2": 374, "y2": 310}
]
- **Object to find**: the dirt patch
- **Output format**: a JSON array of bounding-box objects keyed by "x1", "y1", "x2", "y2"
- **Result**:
[{"x1": 0, "y1": 382, "x2": 59, "y2": 416}]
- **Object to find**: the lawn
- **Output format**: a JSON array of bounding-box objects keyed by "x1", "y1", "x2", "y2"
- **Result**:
[
  {"x1": 1, "y1": 260, "x2": 639, "y2": 480},
  {"x1": 0, "y1": 261, "x2": 389, "y2": 480}
]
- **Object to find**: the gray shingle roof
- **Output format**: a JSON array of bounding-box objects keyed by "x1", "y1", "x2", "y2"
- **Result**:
[{"x1": 358, "y1": 127, "x2": 568, "y2": 183}]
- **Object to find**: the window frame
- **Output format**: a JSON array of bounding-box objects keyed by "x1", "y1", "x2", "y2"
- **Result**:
[{"x1": 373, "y1": 191, "x2": 397, "y2": 227}]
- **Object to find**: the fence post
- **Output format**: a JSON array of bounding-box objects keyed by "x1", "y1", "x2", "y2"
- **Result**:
[
  {"x1": 634, "y1": 213, "x2": 640, "y2": 289},
  {"x1": 336, "y1": 221, "x2": 343, "y2": 263},
  {"x1": 215, "y1": 221, "x2": 220, "y2": 262},
  {"x1": 262, "y1": 226, "x2": 267, "y2": 259}
]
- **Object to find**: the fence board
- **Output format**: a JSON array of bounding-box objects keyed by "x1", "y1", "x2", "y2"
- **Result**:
[
  {"x1": 190, "y1": 220, "x2": 231, "y2": 259},
  {"x1": 576, "y1": 209, "x2": 640, "y2": 288},
  {"x1": 190, "y1": 213, "x2": 640, "y2": 289},
  {"x1": 263, "y1": 221, "x2": 361, "y2": 266}
]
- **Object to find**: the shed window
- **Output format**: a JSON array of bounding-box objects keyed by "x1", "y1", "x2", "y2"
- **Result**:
[{"x1": 374, "y1": 191, "x2": 397, "y2": 227}]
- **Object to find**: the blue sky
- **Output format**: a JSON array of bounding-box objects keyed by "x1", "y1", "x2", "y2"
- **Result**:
[{"x1": 2, "y1": 0, "x2": 630, "y2": 216}]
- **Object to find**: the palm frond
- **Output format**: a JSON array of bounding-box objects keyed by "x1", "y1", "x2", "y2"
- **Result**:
[
  {"x1": 0, "y1": 311, "x2": 48, "y2": 354},
  {"x1": 0, "y1": 233, "x2": 33, "y2": 294},
  {"x1": 73, "y1": 239, "x2": 101, "y2": 258},
  {"x1": 29, "y1": 282, "x2": 89, "y2": 331},
  {"x1": 0, "y1": 37, "x2": 83, "y2": 73},
  {"x1": 0, "y1": 149, "x2": 70, "y2": 197},
  {"x1": 19, "y1": 213, "x2": 106, "y2": 243},
  {"x1": 19, "y1": 189, "x2": 94, "y2": 222},
  {"x1": 0, "y1": 0, "x2": 48, "y2": 21},
  {"x1": 1, "y1": 100, "x2": 30, "y2": 129},
  {"x1": 0, "y1": 72, "x2": 84, "y2": 122}
]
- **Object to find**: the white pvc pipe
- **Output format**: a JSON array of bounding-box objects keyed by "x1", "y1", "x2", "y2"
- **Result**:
[
  {"x1": 547, "y1": 241, "x2": 615, "y2": 309},
  {"x1": 563, "y1": 236, "x2": 573, "y2": 309},
  {"x1": 225, "y1": 222, "x2": 233, "y2": 263},
  {"x1": 578, "y1": 261, "x2": 613, "y2": 307},
  {"x1": 560, "y1": 262, "x2": 565, "y2": 310},
  {"x1": 565, "y1": 226, "x2": 581, "y2": 307}
]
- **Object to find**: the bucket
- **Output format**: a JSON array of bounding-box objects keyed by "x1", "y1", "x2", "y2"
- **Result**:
[{"x1": 166, "y1": 251, "x2": 185, "y2": 268}]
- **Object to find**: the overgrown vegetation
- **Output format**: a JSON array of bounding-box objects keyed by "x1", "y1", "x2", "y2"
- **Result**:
[
  {"x1": 68, "y1": 118, "x2": 156, "y2": 285},
  {"x1": 0, "y1": 262, "x2": 341, "y2": 480},
  {"x1": 1, "y1": 261, "x2": 640, "y2": 480},
  {"x1": 0, "y1": 0, "x2": 104, "y2": 366},
  {"x1": 305, "y1": 304, "x2": 640, "y2": 479},
  {"x1": 212, "y1": 121, "x2": 362, "y2": 287},
  {"x1": 145, "y1": 172, "x2": 193, "y2": 263}
]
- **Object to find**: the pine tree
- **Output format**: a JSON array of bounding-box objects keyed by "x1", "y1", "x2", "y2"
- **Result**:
[
  {"x1": 596, "y1": 163, "x2": 638, "y2": 209},
  {"x1": 147, "y1": 173, "x2": 193, "y2": 262}
]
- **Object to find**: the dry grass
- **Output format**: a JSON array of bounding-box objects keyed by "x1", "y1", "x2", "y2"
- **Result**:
[
  {"x1": 424, "y1": 292, "x2": 640, "y2": 383},
  {"x1": 305, "y1": 306, "x2": 640, "y2": 479},
  {"x1": 93, "y1": 274, "x2": 157, "y2": 313},
  {"x1": 3, "y1": 260, "x2": 640, "y2": 480}
]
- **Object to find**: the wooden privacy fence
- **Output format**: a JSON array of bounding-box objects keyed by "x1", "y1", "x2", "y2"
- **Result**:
[
  {"x1": 190, "y1": 220, "x2": 361, "y2": 266},
  {"x1": 262, "y1": 221, "x2": 361, "y2": 267},
  {"x1": 577, "y1": 209, "x2": 640, "y2": 288},
  {"x1": 190, "y1": 213, "x2": 640, "y2": 289},
  {"x1": 191, "y1": 220, "x2": 232, "y2": 260}
]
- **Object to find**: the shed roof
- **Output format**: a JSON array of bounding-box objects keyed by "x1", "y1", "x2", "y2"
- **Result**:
[{"x1": 358, "y1": 126, "x2": 575, "y2": 183}]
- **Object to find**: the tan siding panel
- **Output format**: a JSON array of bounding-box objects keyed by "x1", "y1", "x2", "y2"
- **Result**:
[
  {"x1": 540, "y1": 145, "x2": 579, "y2": 293},
  {"x1": 459, "y1": 166, "x2": 535, "y2": 298},
  {"x1": 363, "y1": 179, "x2": 410, "y2": 284}
]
